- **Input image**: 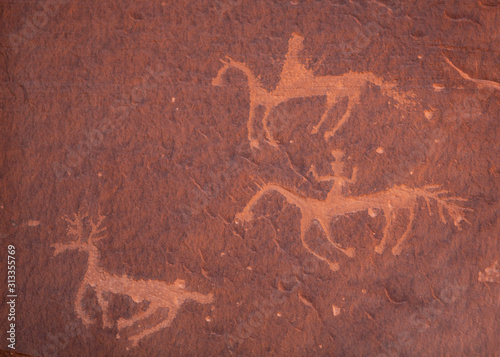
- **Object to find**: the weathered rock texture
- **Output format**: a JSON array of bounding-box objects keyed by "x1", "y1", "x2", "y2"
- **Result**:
[{"x1": 1, "y1": 0, "x2": 499, "y2": 356}]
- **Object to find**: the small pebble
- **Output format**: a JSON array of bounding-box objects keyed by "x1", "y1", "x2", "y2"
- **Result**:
[
  {"x1": 332, "y1": 305, "x2": 341, "y2": 316},
  {"x1": 433, "y1": 83, "x2": 445, "y2": 91}
]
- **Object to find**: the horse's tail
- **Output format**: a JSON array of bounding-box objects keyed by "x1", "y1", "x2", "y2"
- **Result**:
[
  {"x1": 367, "y1": 72, "x2": 418, "y2": 109},
  {"x1": 407, "y1": 185, "x2": 472, "y2": 228},
  {"x1": 235, "y1": 184, "x2": 307, "y2": 223}
]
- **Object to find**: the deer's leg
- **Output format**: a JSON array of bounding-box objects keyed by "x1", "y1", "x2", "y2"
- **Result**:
[
  {"x1": 248, "y1": 103, "x2": 260, "y2": 148},
  {"x1": 75, "y1": 284, "x2": 95, "y2": 326},
  {"x1": 392, "y1": 207, "x2": 415, "y2": 256},
  {"x1": 375, "y1": 208, "x2": 393, "y2": 254},
  {"x1": 96, "y1": 289, "x2": 112, "y2": 328},
  {"x1": 312, "y1": 94, "x2": 337, "y2": 135},
  {"x1": 320, "y1": 219, "x2": 356, "y2": 258},
  {"x1": 262, "y1": 106, "x2": 278, "y2": 148},
  {"x1": 299, "y1": 216, "x2": 340, "y2": 271},
  {"x1": 325, "y1": 94, "x2": 358, "y2": 140},
  {"x1": 117, "y1": 303, "x2": 157, "y2": 330},
  {"x1": 128, "y1": 305, "x2": 181, "y2": 347}
]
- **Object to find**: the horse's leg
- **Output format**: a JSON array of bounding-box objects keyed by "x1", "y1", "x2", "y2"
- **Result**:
[
  {"x1": 96, "y1": 289, "x2": 112, "y2": 328},
  {"x1": 320, "y1": 219, "x2": 356, "y2": 258},
  {"x1": 128, "y1": 305, "x2": 180, "y2": 347},
  {"x1": 392, "y1": 206, "x2": 415, "y2": 256},
  {"x1": 262, "y1": 105, "x2": 278, "y2": 147},
  {"x1": 75, "y1": 283, "x2": 95, "y2": 326},
  {"x1": 311, "y1": 94, "x2": 337, "y2": 134},
  {"x1": 299, "y1": 215, "x2": 340, "y2": 271},
  {"x1": 325, "y1": 92, "x2": 359, "y2": 140},
  {"x1": 235, "y1": 186, "x2": 276, "y2": 223},
  {"x1": 375, "y1": 208, "x2": 393, "y2": 254},
  {"x1": 248, "y1": 103, "x2": 260, "y2": 148}
]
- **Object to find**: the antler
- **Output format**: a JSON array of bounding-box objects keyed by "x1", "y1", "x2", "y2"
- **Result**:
[
  {"x1": 63, "y1": 211, "x2": 87, "y2": 242},
  {"x1": 52, "y1": 211, "x2": 88, "y2": 256},
  {"x1": 88, "y1": 213, "x2": 107, "y2": 243},
  {"x1": 52, "y1": 211, "x2": 107, "y2": 256}
]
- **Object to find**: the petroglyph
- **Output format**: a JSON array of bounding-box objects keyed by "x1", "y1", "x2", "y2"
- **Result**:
[
  {"x1": 235, "y1": 151, "x2": 470, "y2": 271},
  {"x1": 52, "y1": 211, "x2": 214, "y2": 347},
  {"x1": 213, "y1": 33, "x2": 414, "y2": 148},
  {"x1": 478, "y1": 261, "x2": 500, "y2": 283},
  {"x1": 443, "y1": 55, "x2": 500, "y2": 91}
]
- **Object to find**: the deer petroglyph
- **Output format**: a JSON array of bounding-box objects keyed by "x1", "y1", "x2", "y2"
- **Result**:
[
  {"x1": 235, "y1": 151, "x2": 470, "y2": 271},
  {"x1": 52, "y1": 212, "x2": 214, "y2": 346},
  {"x1": 213, "y1": 33, "x2": 414, "y2": 148}
]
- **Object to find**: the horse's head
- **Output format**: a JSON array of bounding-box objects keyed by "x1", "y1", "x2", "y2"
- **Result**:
[{"x1": 212, "y1": 56, "x2": 235, "y2": 86}]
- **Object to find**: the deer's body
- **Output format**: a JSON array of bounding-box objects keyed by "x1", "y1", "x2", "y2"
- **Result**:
[{"x1": 52, "y1": 213, "x2": 213, "y2": 346}]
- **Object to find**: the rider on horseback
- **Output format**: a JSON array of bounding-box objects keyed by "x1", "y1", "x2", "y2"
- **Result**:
[
  {"x1": 308, "y1": 150, "x2": 358, "y2": 201},
  {"x1": 277, "y1": 32, "x2": 314, "y2": 90}
]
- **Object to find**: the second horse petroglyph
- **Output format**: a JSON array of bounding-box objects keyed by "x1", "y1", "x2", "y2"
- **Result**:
[
  {"x1": 52, "y1": 212, "x2": 214, "y2": 347},
  {"x1": 213, "y1": 33, "x2": 414, "y2": 148},
  {"x1": 235, "y1": 152, "x2": 470, "y2": 271}
]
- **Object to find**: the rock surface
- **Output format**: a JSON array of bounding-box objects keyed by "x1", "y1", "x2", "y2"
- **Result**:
[{"x1": 1, "y1": 0, "x2": 499, "y2": 356}]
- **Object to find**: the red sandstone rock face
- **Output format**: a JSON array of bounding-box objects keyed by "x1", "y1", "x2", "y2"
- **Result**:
[{"x1": 1, "y1": 0, "x2": 499, "y2": 356}]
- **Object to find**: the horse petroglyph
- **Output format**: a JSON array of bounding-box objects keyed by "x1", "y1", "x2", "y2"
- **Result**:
[
  {"x1": 235, "y1": 151, "x2": 470, "y2": 271},
  {"x1": 52, "y1": 211, "x2": 214, "y2": 347},
  {"x1": 213, "y1": 33, "x2": 414, "y2": 148}
]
